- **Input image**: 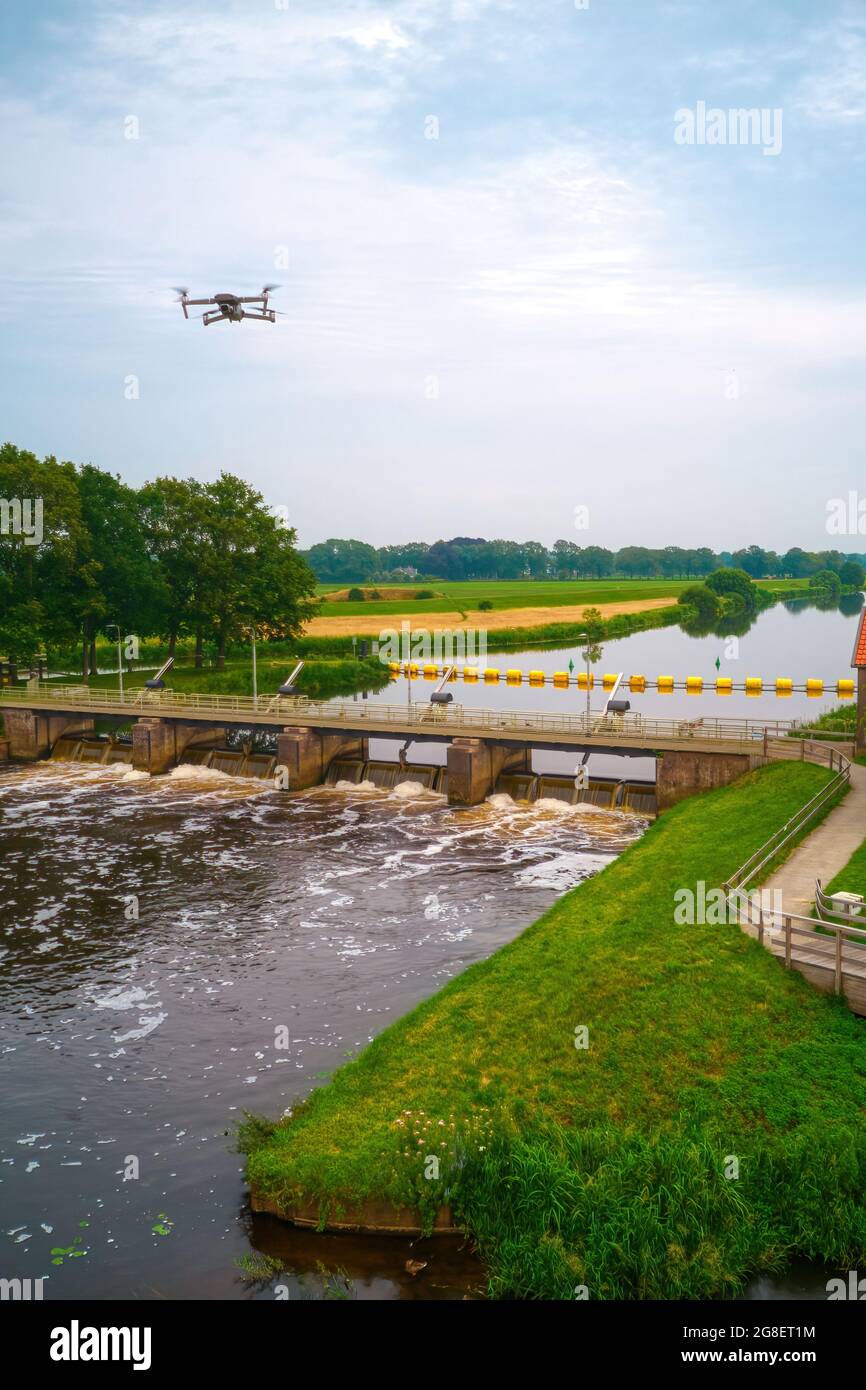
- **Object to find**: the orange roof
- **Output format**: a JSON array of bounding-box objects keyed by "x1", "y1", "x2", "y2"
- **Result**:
[{"x1": 853, "y1": 610, "x2": 866, "y2": 669}]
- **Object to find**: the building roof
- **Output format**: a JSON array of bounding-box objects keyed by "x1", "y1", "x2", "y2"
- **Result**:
[{"x1": 852, "y1": 609, "x2": 866, "y2": 669}]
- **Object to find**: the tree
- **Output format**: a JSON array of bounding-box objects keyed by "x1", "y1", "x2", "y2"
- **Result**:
[
  {"x1": 306, "y1": 538, "x2": 378, "y2": 583},
  {"x1": 809, "y1": 568, "x2": 842, "y2": 599},
  {"x1": 0, "y1": 444, "x2": 88, "y2": 662},
  {"x1": 196, "y1": 474, "x2": 317, "y2": 669},
  {"x1": 839, "y1": 560, "x2": 865, "y2": 589},
  {"x1": 705, "y1": 567, "x2": 757, "y2": 608},
  {"x1": 677, "y1": 584, "x2": 720, "y2": 622}
]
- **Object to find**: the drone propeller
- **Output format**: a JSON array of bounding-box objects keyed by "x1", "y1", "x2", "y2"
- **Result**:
[
  {"x1": 262, "y1": 283, "x2": 281, "y2": 292},
  {"x1": 172, "y1": 286, "x2": 189, "y2": 299}
]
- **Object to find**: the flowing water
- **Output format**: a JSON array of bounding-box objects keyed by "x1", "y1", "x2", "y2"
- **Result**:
[
  {"x1": 2, "y1": 596, "x2": 859, "y2": 1301},
  {"x1": 0, "y1": 759, "x2": 641, "y2": 1300}
]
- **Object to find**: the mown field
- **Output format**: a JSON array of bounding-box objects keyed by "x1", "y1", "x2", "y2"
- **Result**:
[
  {"x1": 314, "y1": 577, "x2": 807, "y2": 618},
  {"x1": 245, "y1": 760, "x2": 866, "y2": 1299}
]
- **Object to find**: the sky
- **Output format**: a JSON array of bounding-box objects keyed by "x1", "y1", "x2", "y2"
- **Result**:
[{"x1": 0, "y1": 0, "x2": 865, "y2": 552}]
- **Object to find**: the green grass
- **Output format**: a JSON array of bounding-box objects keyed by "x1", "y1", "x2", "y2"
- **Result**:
[
  {"x1": 824, "y1": 837, "x2": 866, "y2": 904},
  {"x1": 80, "y1": 658, "x2": 388, "y2": 702},
  {"x1": 316, "y1": 579, "x2": 690, "y2": 616},
  {"x1": 315, "y1": 578, "x2": 805, "y2": 618},
  {"x1": 245, "y1": 761, "x2": 866, "y2": 1298}
]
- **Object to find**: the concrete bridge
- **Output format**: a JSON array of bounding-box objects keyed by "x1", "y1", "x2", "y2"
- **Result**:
[{"x1": 0, "y1": 683, "x2": 844, "y2": 808}]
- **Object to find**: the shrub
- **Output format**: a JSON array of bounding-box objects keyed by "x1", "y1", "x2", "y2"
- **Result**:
[
  {"x1": 677, "y1": 584, "x2": 720, "y2": 621},
  {"x1": 478, "y1": 600, "x2": 494, "y2": 611},
  {"x1": 414, "y1": 589, "x2": 435, "y2": 599},
  {"x1": 347, "y1": 587, "x2": 365, "y2": 601}
]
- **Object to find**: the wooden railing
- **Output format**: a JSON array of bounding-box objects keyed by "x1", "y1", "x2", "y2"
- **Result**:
[{"x1": 722, "y1": 742, "x2": 860, "y2": 1001}]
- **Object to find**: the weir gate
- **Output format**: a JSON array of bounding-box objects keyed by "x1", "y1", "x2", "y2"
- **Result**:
[{"x1": 0, "y1": 684, "x2": 850, "y2": 811}]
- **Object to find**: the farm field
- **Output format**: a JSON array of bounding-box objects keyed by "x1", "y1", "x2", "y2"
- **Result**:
[{"x1": 307, "y1": 577, "x2": 808, "y2": 636}]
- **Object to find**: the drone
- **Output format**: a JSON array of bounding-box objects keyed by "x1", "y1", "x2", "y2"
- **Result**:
[{"x1": 173, "y1": 285, "x2": 282, "y2": 326}]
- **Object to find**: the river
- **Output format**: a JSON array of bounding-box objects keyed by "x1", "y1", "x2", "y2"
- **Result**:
[
  {"x1": 0, "y1": 760, "x2": 640, "y2": 1300},
  {"x1": 1, "y1": 595, "x2": 860, "y2": 1301}
]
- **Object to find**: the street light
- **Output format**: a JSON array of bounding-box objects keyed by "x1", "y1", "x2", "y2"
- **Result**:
[{"x1": 106, "y1": 624, "x2": 123, "y2": 701}]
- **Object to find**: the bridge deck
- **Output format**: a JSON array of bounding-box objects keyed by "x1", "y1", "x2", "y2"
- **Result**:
[{"x1": 0, "y1": 685, "x2": 803, "y2": 755}]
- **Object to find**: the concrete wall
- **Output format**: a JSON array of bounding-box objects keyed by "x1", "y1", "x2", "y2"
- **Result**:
[
  {"x1": 656, "y1": 748, "x2": 763, "y2": 810},
  {"x1": 3, "y1": 709, "x2": 95, "y2": 760}
]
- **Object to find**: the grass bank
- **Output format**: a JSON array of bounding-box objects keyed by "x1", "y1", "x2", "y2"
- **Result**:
[
  {"x1": 824, "y1": 835, "x2": 866, "y2": 904},
  {"x1": 81, "y1": 657, "x2": 388, "y2": 702},
  {"x1": 245, "y1": 761, "x2": 866, "y2": 1298}
]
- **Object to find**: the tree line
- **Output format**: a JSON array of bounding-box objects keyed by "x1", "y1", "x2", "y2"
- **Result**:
[
  {"x1": 306, "y1": 536, "x2": 866, "y2": 584},
  {"x1": 0, "y1": 443, "x2": 316, "y2": 673}
]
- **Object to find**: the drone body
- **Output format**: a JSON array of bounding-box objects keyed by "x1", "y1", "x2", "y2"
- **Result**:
[{"x1": 173, "y1": 285, "x2": 281, "y2": 326}]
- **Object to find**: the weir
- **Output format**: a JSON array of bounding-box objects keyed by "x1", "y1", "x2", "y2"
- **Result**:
[{"x1": 1, "y1": 684, "x2": 832, "y2": 808}]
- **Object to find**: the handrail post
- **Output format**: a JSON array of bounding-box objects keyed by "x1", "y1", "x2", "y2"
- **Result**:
[
  {"x1": 784, "y1": 916, "x2": 791, "y2": 969},
  {"x1": 835, "y1": 929, "x2": 843, "y2": 995}
]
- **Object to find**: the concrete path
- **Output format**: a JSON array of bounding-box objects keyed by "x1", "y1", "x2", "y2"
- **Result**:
[{"x1": 764, "y1": 761, "x2": 866, "y2": 917}]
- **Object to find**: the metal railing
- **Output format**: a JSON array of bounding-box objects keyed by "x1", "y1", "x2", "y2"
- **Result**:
[
  {"x1": 722, "y1": 742, "x2": 851, "y2": 893},
  {"x1": 0, "y1": 682, "x2": 801, "y2": 745}
]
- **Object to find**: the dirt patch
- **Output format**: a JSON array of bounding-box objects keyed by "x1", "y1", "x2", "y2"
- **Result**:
[
  {"x1": 323, "y1": 587, "x2": 442, "y2": 602},
  {"x1": 304, "y1": 597, "x2": 677, "y2": 637}
]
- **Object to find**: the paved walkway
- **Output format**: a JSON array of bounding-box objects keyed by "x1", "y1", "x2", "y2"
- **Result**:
[{"x1": 764, "y1": 761, "x2": 866, "y2": 917}]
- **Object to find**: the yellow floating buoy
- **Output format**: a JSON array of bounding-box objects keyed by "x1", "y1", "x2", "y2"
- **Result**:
[
  {"x1": 629, "y1": 675, "x2": 646, "y2": 691},
  {"x1": 388, "y1": 661, "x2": 401, "y2": 674},
  {"x1": 553, "y1": 671, "x2": 570, "y2": 686},
  {"x1": 744, "y1": 677, "x2": 762, "y2": 695},
  {"x1": 657, "y1": 675, "x2": 674, "y2": 691},
  {"x1": 483, "y1": 668, "x2": 500, "y2": 682},
  {"x1": 602, "y1": 673, "x2": 617, "y2": 689},
  {"x1": 506, "y1": 669, "x2": 522, "y2": 683},
  {"x1": 685, "y1": 676, "x2": 703, "y2": 693},
  {"x1": 463, "y1": 666, "x2": 479, "y2": 681},
  {"x1": 528, "y1": 669, "x2": 545, "y2": 684},
  {"x1": 405, "y1": 662, "x2": 419, "y2": 676},
  {"x1": 805, "y1": 678, "x2": 823, "y2": 696},
  {"x1": 716, "y1": 677, "x2": 733, "y2": 693},
  {"x1": 837, "y1": 678, "x2": 855, "y2": 698},
  {"x1": 423, "y1": 663, "x2": 438, "y2": 678},
  {"x1": 776, "y1": 678, "x2": 793, "y2": 695},
  {"x1": 577, "y1": 671, "x2": 594, "y2": 689}
]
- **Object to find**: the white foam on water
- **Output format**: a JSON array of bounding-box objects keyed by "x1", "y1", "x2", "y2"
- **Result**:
[
  {"x1": 514, "y1": 852, "x2": 610, "y2": 890},
  {"x1": 392, "y1": 780, "x2": 436, "y2": 799},
  {"x1": 113, "y1": 1012, "x2": 166, "y2": 1043},
  {"x1": 91, "y1": 985, "x2": 151, "y2": 1011},
  {"x1": 170, "y1": 764, "x2": 238, "y2": 782}
]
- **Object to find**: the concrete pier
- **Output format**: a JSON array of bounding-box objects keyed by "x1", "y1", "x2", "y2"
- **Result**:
[
  {"x1": 446, "y1": 739, "x2": 531, "y2": 807},
  {"x1": 276, "y1": 726, "x2": 367, "y2": 790},
  {"x1": 131, "y1": 719, "x2": 228, "y2": 774},
  {"x1": 3, "y1": 708, "x2": 95, "y2": 760}
]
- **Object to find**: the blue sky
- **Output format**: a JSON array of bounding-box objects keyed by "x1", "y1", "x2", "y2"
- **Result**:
[{"x1": 1, "y1": 0, "x2": 864, "y2": 550}]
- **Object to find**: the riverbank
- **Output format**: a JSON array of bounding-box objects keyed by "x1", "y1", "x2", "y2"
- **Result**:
[{"x1": 245, "y1": 761, "x2": 866, "y2": 1299}]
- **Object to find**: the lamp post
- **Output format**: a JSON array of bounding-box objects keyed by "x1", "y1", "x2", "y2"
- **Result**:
[
  {"x1": 251, "y1": 626, "x2": 257, "y2": 702},
  {"x1": 107, "y1": 624, "x2": 123, "y2": 701}
]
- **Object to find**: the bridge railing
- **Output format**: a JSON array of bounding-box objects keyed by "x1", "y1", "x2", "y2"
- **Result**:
[{"x1": 0, "y1": 683, "x2": 802, "y2": 744}]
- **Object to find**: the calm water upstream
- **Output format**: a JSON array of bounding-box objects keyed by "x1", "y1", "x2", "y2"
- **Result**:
[
  {"x1": 1, "y1": 598, "x2": 859, "y2": 1301},
  {"x1": 0, "y1": 760, "x2": 641, "y2": 1300}
]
